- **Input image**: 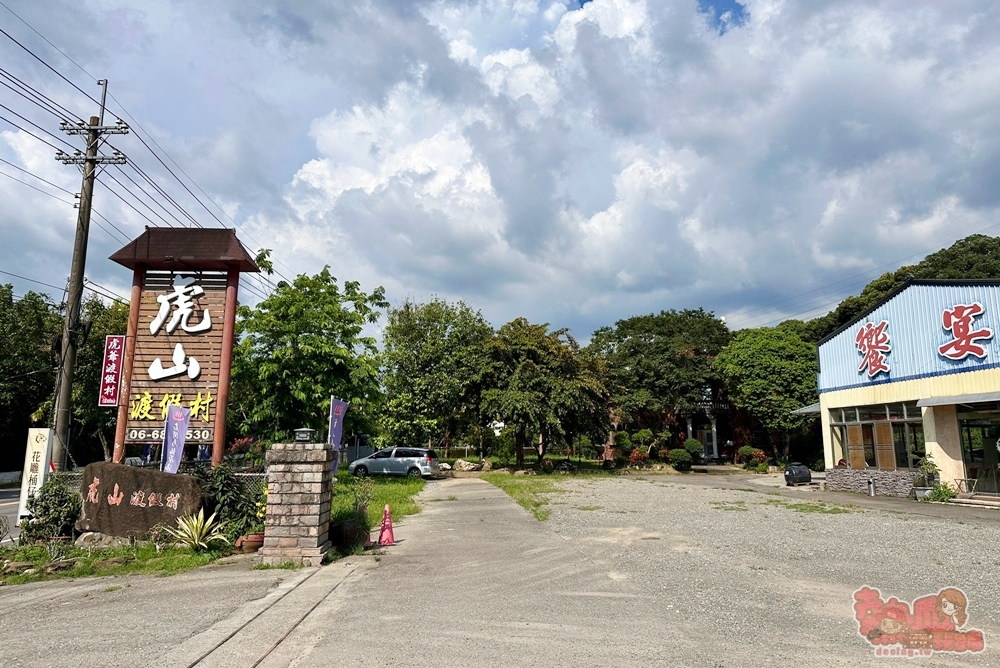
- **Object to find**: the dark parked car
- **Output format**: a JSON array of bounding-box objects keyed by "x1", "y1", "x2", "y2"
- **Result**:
[{"x1": 348, "y1": 447, "x2": 440, "y2": 479}]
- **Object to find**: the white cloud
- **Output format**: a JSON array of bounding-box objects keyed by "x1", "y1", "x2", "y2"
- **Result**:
[{"x1": 3, "y1": 0, "x2": 1000, "y2": 339}]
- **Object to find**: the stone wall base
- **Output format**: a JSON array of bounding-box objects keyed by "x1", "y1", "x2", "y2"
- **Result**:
[
  {"x1": 826, "y1": 467, "x2": 916, "y2": 497},
  {"x1": 257, "y1": 541, "x2": 331, "y2": 567}
]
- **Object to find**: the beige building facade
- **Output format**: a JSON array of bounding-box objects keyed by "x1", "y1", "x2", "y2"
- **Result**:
[{"x1": 818, "y1": 281, "x2": 1000, "y2": 495}]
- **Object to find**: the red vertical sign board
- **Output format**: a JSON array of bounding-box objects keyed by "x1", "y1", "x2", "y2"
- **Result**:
[{"x1": 99, "y1": 335, "x2": 125, "y2": 407}]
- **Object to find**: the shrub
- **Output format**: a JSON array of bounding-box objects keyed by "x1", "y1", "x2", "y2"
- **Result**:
[
  {"x1": 668, "y1": 448, "x2": 693, "y2": 472},
  {"x1": 927, "y1": 482, "x2": 957, "y2": 502},
  {"x1": 164, "y1": 509, "x2": 230, "y2": 551},
  {"x1": 737, "y1": 446, "x2": 768, "y2": 470},
  {"x1": 628, "y1": 449, "x2": 649, "y2": 467},
  {"x1": 199, "y1": 463, "x2": 257, "y2": 538},
  {"x1": 755, "y1": 463, "x2": 769, "y2": 474},
  {"x1": 613, "y1": 455, "x2": 627, "y2": 469},
  {"x1": 683, "y1": 438, "x2": 702, "y2": 455},
  {"x1": 19, "y1": 477, "x2": 81, "y2": 543},
  {"x1": 615, "y1": 431, "x2": 633, "y2": 452},
  {"x1": 736, "y1": 446, "x2": 756, "y2": 464},
  {"x1": 810, "y1": 458, "x2": 826, "y2": 472},
  {"x1": 633, "y1": 429, "x2": 654, "y2": 449}
]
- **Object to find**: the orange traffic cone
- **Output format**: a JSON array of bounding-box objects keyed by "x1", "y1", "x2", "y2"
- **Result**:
[{"x1": 378, "y1": 504, "x2": 395, "y2": 546}]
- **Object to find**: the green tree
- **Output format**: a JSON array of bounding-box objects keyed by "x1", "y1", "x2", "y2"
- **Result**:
[
  {"x1": 0, "y1": 286, "x2": 60, "y2": 471},
  {"x1": 380, "y1": 299, "x2": 494, "y2": 456},
  {"x1": 229, "y1": 268, "x2": 388, "y2": 444},
  {"x1": 588, "y1": 309, "x2": 730, "y2": 432},
  {"x1": 714, "y1": 324, "x2": 818, "y2": 459},
  {"x1": 483, "y1": 318, "x2": 609, "y2": 467},
  {"x1": 805, "y1": 234, "x2": 1000, "y2": 342}
]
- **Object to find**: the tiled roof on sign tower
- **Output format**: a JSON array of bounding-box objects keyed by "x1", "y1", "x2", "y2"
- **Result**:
[{"x1": 109, "y1": 227, "x2": 260, "y2": 272}]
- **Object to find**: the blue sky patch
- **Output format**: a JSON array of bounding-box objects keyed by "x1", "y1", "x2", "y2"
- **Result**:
[{"x1": 699, "y1": 0, "x2": 748, "y2": 34}]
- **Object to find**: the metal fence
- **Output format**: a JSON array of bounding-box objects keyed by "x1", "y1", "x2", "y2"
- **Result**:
[{"x1": 235, "y1": 472, "x2": 267, "y2": 499}]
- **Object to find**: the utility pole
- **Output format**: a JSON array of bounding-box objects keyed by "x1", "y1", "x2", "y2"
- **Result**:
[{"x1": 50, "y1": 80, "x2": 128, "y2": 471}]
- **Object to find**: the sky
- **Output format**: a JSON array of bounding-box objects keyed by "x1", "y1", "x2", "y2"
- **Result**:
[{"x1": 1, "y1": 0, "x2": 999, "y2": 341}]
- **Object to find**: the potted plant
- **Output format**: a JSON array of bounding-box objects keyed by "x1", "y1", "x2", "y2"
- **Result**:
[
  {"x1": 235, "y1": 490, "x2": 267, "y2": 553},
  {"x1": 912, "y1": 455, "x2": 939, "y2": 500}
]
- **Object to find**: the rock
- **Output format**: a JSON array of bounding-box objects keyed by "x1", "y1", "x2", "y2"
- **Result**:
[
  {"x1": 438, "y1": 462, "x2": 452, "y2": 471},
  {"x1": 76, "y1": 461, "x2": 206, "y2": 538},
  {"x1": 92, "y1": 555, "x2": 135, "y2": 570},
  {"x1": 75, "y1": 532, "x2": 129, "y2": 549},
  {"x1": 514, "y1": 469, "x2": 536, "y2": 476},
  {"x1": 453, "y1": 459, "x2": 480, "y2": 472},
  {"x1": 481, "y1": 461, "x2": 493, "y2": 472},
  {"x1": 44, "y1": 559, "x2": 80, "y2": 574},
  {"x1": 1, "y1": 561, "x2": 34, "y2": 575}
]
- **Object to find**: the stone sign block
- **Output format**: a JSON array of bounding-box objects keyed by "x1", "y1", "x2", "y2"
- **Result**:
[{"x1": 76, "y1": 461, "x2": 205, "y2": 537}]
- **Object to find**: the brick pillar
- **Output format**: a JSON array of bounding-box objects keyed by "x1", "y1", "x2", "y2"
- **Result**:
[{"x1": 258, "y1": 441, "x2": 333, "y2": 567}]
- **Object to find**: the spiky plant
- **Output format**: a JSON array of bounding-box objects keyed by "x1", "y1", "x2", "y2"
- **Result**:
[{"x1": 164, "y1": 509, "x2": 230, "y2": 551}]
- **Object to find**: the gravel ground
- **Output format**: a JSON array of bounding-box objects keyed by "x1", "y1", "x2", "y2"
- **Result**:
[{"x1": 544, "y1": 476, "x2": 1000, "y2": 665}]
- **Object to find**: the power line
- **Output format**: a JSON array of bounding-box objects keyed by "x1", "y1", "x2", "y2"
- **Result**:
[
  {"x1": 0, "y1": 160, "x2": 129, "y2": 244},
  {"x1": 0, "y1": 166, "x2": 70, "y2": 201},
  {"x1": 0, "y1": 5, "x2": 296, "y2": 284},
  {"x1": 119, "y1": 160, "x2": 203, "y2": 228},
  {"x1": 0, "y1": 24, "x2": 110, "y2": 121},
  {"x1": 0, "y1": 66, "x2": 82, "y2": 121},
  {"x1": 0, "y1": 155, "x2": 73, "y2": 193},
  {"x1": 0, "y1": 100, "x2": 75, "y2": 148},
  {"x1": 0, "y1": 269, "x2": 126, "y2": 301},
  {"x1": 101, "y1": 169, "x2": 179, "y2": 228},
  {"x1": 0, "y1": 112, "x2": 63, "y2": 150}
]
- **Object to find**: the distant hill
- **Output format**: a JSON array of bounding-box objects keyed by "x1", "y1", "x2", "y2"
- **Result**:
[{"x1": 801, "y1": 234, "x2": 1000, "y2": 342}]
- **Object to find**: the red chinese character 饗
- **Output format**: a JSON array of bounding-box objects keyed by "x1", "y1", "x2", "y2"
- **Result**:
[
  {"x1": 856, "y1": 321, "x2": 891, "y2": 377},
  {"x1": 938, "y1": 303, "x2": 994, "y2": 361}
]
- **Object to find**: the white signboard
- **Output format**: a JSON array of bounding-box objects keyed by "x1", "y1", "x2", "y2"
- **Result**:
[{"x1": 17, "y1": 428, "x2": 53, "y2": 521}]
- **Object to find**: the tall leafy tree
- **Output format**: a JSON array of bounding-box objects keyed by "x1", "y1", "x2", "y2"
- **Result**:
[
  {"x1": 229, "y1": 268, "x2": 388, "y2": 444},
  {"x1": 483, "y1": 318, "x2": 609, "y2": 467},
  {"x1": 380, "y1": 299, "x2": 494, "y2": 455},
  {"x1": 714, "y1": 323, "x2": 818, "y2": 458},
  {"x1": 588, "y1": 309, "x2": 730, "y2": 434},
  {"x1": 0, "y1": 286, "x2": 60, "y2": 471}
]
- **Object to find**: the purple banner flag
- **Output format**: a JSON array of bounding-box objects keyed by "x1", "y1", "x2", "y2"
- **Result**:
[
  {"x1": 161, "y1": 405, "x2": 191, "y2": 474},
  {"x1": 328, "y1": 397, "x2": 350, "y2": 474},
  {"x1": 328, "y1": 397, "x2": 350, "y2": 448}
]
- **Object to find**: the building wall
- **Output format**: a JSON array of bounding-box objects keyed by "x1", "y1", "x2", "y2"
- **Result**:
[{"x1": 819, "y1": 365, "x2": 1000, "y2": 476}]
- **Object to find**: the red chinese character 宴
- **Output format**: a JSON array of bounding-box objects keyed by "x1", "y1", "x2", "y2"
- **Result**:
[{"x1": 938, "y1": 303, "x2": 994, "y2": 361}]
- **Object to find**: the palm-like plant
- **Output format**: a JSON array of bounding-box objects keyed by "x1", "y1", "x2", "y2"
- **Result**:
[{"x1": 164, "y1": 509, "x2": 230, "y2": 551}]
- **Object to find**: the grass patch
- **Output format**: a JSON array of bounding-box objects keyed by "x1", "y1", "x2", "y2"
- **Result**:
[
  {"x1": 102, "y1": 585, "x2": 122, "y2": 592},
  {"x1": 764, "y1": 498, "x2": 852, "y2": 514},
  {"x1": 331, "y1": 475, "x2": 425, "y2": 529},
  {"x1": 481, "y1": 472, "x2": 564, "y2": 520},
  {"x1": 574, "y1": 505, "x2": 602, "y2": 511},
  {"x1": 427, "y1": 495, "x2": 458, "y2": 502},
  {"x1": 253, "y1": 561, "x2": 301, "y2": 571},
  {"x1": 710, "y1": 501, "x2": 748, "y2": 511},
  {"x1": 0, "y1": 542, "x2": 226, "y2": 586}
]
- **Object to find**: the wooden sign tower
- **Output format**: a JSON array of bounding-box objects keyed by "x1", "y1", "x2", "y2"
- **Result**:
[{"x1": 109, "y1": 228, "x2": 259, "y2": 466}]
